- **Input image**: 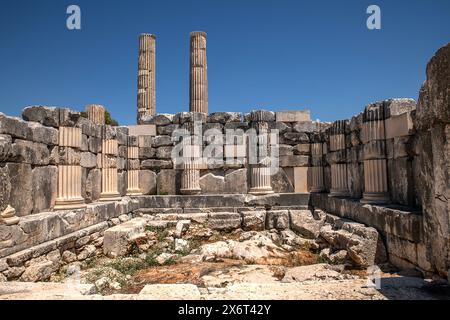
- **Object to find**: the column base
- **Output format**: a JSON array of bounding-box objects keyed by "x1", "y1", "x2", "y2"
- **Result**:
[
  {"x1": 126, "y1": 189, "x2": 143, "y2": 196},
  {"x1": 54, "y1": 198, "x2": 86, "y2": 210},
  {"x1": 180, "y1": 188, "x2": 202, "y2": 195},
  {"x1": 361, "y1": 192, "x2": 390, "y2": 204},
  {"x1": 329, "y1": 189, "x2": 349, "y2": 198},
  {"x1": 99, "y1": 193, "x2": 122, "y2": 202},
  {"x1": 249, "y1": 187, "x2": 274, "y2": 195},
  {"x1": 0, "y1": 205, "x2": 20, "y2": 226}
]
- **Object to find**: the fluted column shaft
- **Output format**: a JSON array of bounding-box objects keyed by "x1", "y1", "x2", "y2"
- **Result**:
[
  {"x1": 361, "y1": 103, "x2": 389, "y2": 204},
  {"x1": 249, "y1": 119, "x2": 274, "y2": 195},
  {"x1": 86, "y1": 104, "x2": 105, "y2": 125},
  {"x1": 137, "y1": 34, "x2": 156, "y2": 123},
  {"x1": 189, "y1": 32, "x2": 208, "y2": 114},
  {"x1": 100, "y1": 139, "x2": 121, "y2": 201},
  {"x1": 329, "y1": 120, "x2": 349, "y2": 197},
  {"x1": 309, "y1": 142, "x2": 324, "y2": 192},
  {"x1": 127, "y1": 139, "x2": 142, "y2": 195},
  {"x1": 180, "y1": 135, "x2": 202, "y2": 195},
  {"x1": 55, "y1": 127, "x2": 86, "y2": 209}
]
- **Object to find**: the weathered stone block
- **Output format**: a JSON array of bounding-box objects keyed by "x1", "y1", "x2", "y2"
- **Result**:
[
  {"x1": 32, "y1": 166, "x2": 57, "y2": 213},
  {"x1": 207, "y1": 112, "x2": 242, "y2": 124},
  {"x1": 224, "y1": 169, "x2": 247, "y2": 194},
  {"x1": 139, "y1": 170, "x2": 157, "y2": 195},
  {"x1": 152, "y1": 135, "x2": 173, "y2": 147},
  {"x1": 276, "y1": 110, "x2": 310, "y2": 122},
  {"x1": 6, "y1": 163, "x2": 32, "y2": 217},
  {"x1": 103, "y1": 218, "x2": 147, "y2": 257},
  {"x1": 207, "y1": 212, "x2": 241, "y2": 231},
  {"x1": 85, "y1": 169, "x2": 101, "y2": 202},
  {"x1": 141, "y1": 159, "x2": 172, "y2": 170},
  {"x1": 266, "y1": 210, "x2": 290, "y2": 230},
  {"x1": 290, "y1": 210, "x2": 325, "y2": 239},
  {"x1": 80, "y1": 152, "x2": 97, "y2": 168},
  {"x1": 200, "y1": 173, "x2": 224, "y2": 194},
  {"x1": 10, "y1": 140, "x2": 49, "y2": 165},
  {"x1": 241, "y1": 211, "x2": 266, "y2": 231},
  {"x1": 157, "y1": 170, "x2": 177, "y2": 195},
  {"x1": 156, "y1": 146, "x2": 173, "y2": 159},
  {"x1": 279, "y1": 155, "x2": 310, "y2": 167},
  {"x1": 271, "y1": 168, "x2": 294, "y2": 193}
]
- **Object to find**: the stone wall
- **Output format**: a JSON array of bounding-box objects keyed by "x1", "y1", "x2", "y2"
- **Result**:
[{"x1": 0, "y1": 42, "x2": 449, "y2": 281}]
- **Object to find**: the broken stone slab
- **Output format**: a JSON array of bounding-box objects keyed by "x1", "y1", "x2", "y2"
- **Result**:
[
  {"x1": 199, "y1": 173, "x2": 224, "y2": 194},
  {"x1": 276, "y1": 110, "x2": 311, "y2": 122},
  {"x1": 103, "y1": 218, "x2": 148, "y2": 258},
  {"x1": 289, "y1": 209, "x2": 326, "y2": 239},
  {"x1": 174, "y1": 239, "x2": 190, "y2": 253}
]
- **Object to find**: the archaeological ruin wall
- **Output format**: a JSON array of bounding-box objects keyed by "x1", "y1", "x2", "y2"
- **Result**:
[{"x1": 0, "y1": 42, "x2": 449, "y2": 282}]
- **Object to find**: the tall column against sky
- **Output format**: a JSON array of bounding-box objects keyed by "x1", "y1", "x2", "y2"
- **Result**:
[
  {"x1": 137, "y1": 33, "x2": 156, "y2": 123},
  {"x1": 189, "y1": 31, "x2": 208, "y2": 114}
]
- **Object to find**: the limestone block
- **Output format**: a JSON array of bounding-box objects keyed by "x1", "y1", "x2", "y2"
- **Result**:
[
  {"x1": 241, "y1": 211, "x2": 266, "y2": 231},
  {"x1": 139, "y1": 147, "x2": 156, "y2": 159},
  {"x1": 80, "y1": 152, "x2": 97, "y2": 168},
  {"x1": 207, "y1": 212, "x2": 241, "y2": 231},
  {"x1": 157, "y1": 170, "x2": 177, "y2": 195},
  {"x1": 28, "y1": 122, "x2": 59, "y2": 145},
  {"x1": 207, "y1": 112, "x2": 242, "y2": 124},
  {"x1": 86, "y1": 169, "x2": 101, "y2": 202},
  {"x1": 139, "y1": 170, "x2": 157, "y2": 195},
  {"x1": 11, "y1": 140, "x2": 50, "y2": 165},
  {"x1": 283, "y1": 132, "x2": 309, "y2": 144},
  {"x1": 271, "y1": 168, "x2": 294, "y2": 193},
  {"x1": 279, "y1": 155, "x2": 310, "y2": 167},
  {"x1": 290, "y1": 210, "x2": 325, "y2": 239},
  {"x1": 199, "y1": 173, "x2": 224, "y2": 194},
  {"x1": 6, "y1": 163, "x2": 32, "y2": 217},
  {"x1": 141, "y1": 159, "x2": 173, "y2": 170},
  {"x1": 385, "y1": 112, "x2": 415, "y2": 139},
  {"x1": 156, "y1": 146, "x2": 173, "y2": 159},
  {"x1": 88, "y1": 137, "x2": 102, "y2": 153},
  {"x1": 152, "y1": 135, "x2": 173, "y2": 147},
  {"x1": 22, "y1": 106, "x2": 61, "y2": 128},
  {"x1": 32, "y1": 166, "x2": 57, "y2": 213},
  {"x1": 20, "y1": 260, "x2": 56, "y2": 282},
  {"x1": 269, "y1": 121, "x2": 291, "y2": 134},
  {"x1": 275, "y1": 110, "x2": 310, "y2": 122},
  {"x1": 103, "y1": 218, "x2": 147, "y2": 257},
  {"x1": 127, "y1": 125, "x2": 156, "y2": 137},
  {"x1": 293, "y1": 144, "x2": 310, "y2": 155},
  {"x1": 279, "y1": 144, "x2": 293, "y2": 156},
  {"x1": 0, "y1": 134, "x2": 12, "y2": 162},
  {"x1": 266, "y1": 210, "x2": 290, "y2": 230},
  {"x1": 224, "y1": 169, "x2": 247, "y2": 194},
  {"x1": 293, "y1": 121, "x2": 318, "y2": 133},
  {"x1": 142, "y1": 114, "x2": 174, "y2": 126},
  {"x1": 173, "y1": 112, "x2": 207, "y2": 125}
]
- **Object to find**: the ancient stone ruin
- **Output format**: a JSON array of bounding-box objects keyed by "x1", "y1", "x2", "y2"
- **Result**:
[{"x1": 0, "y1": 34, "x2": 449, "y2": 300}]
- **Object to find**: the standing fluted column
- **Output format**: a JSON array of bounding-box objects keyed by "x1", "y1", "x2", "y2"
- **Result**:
[
  {"x1": 180, "y1": 135, "x2": 202, "y2": 195},
  {"x1": 127, "y1": 136, "x2": 142, "y2": 195},
  {"x1": 309, "y1": 142, "x2": 324, "y2": 192},
  {"x1": 361, "y1": 102, "x2": 389, "y2": 204},
  {"x1": 328, "y1": 120, "x2": 349, "y2": 197},
  {"x1": 137, "y1": 33, "x2": 156, "y2": 123},
  {"x1": 86, "y1": 104, "x2": 105, "y2": 125},
  {"x1": 54, "y1": 127, "x2": 86, "y2": 209},
  {"x1": 189, "y1": 31, "x2": 208, "y2": 114},
  {"x1": 100, "y1": 137, "x2": 121, "y2": 201},
  {"x1": 248, "y1": 113, "x2": 274, "y2": 195}
]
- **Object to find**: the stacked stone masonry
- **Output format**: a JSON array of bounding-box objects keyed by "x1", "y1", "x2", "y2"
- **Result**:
[{"x1": 0, "y1": 42, "x2": 449, "y2": 281}]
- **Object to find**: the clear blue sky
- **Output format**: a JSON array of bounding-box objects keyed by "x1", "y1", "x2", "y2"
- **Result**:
[{"x1": 1, "y1": 0, "x2": 449, "y2": 125}]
